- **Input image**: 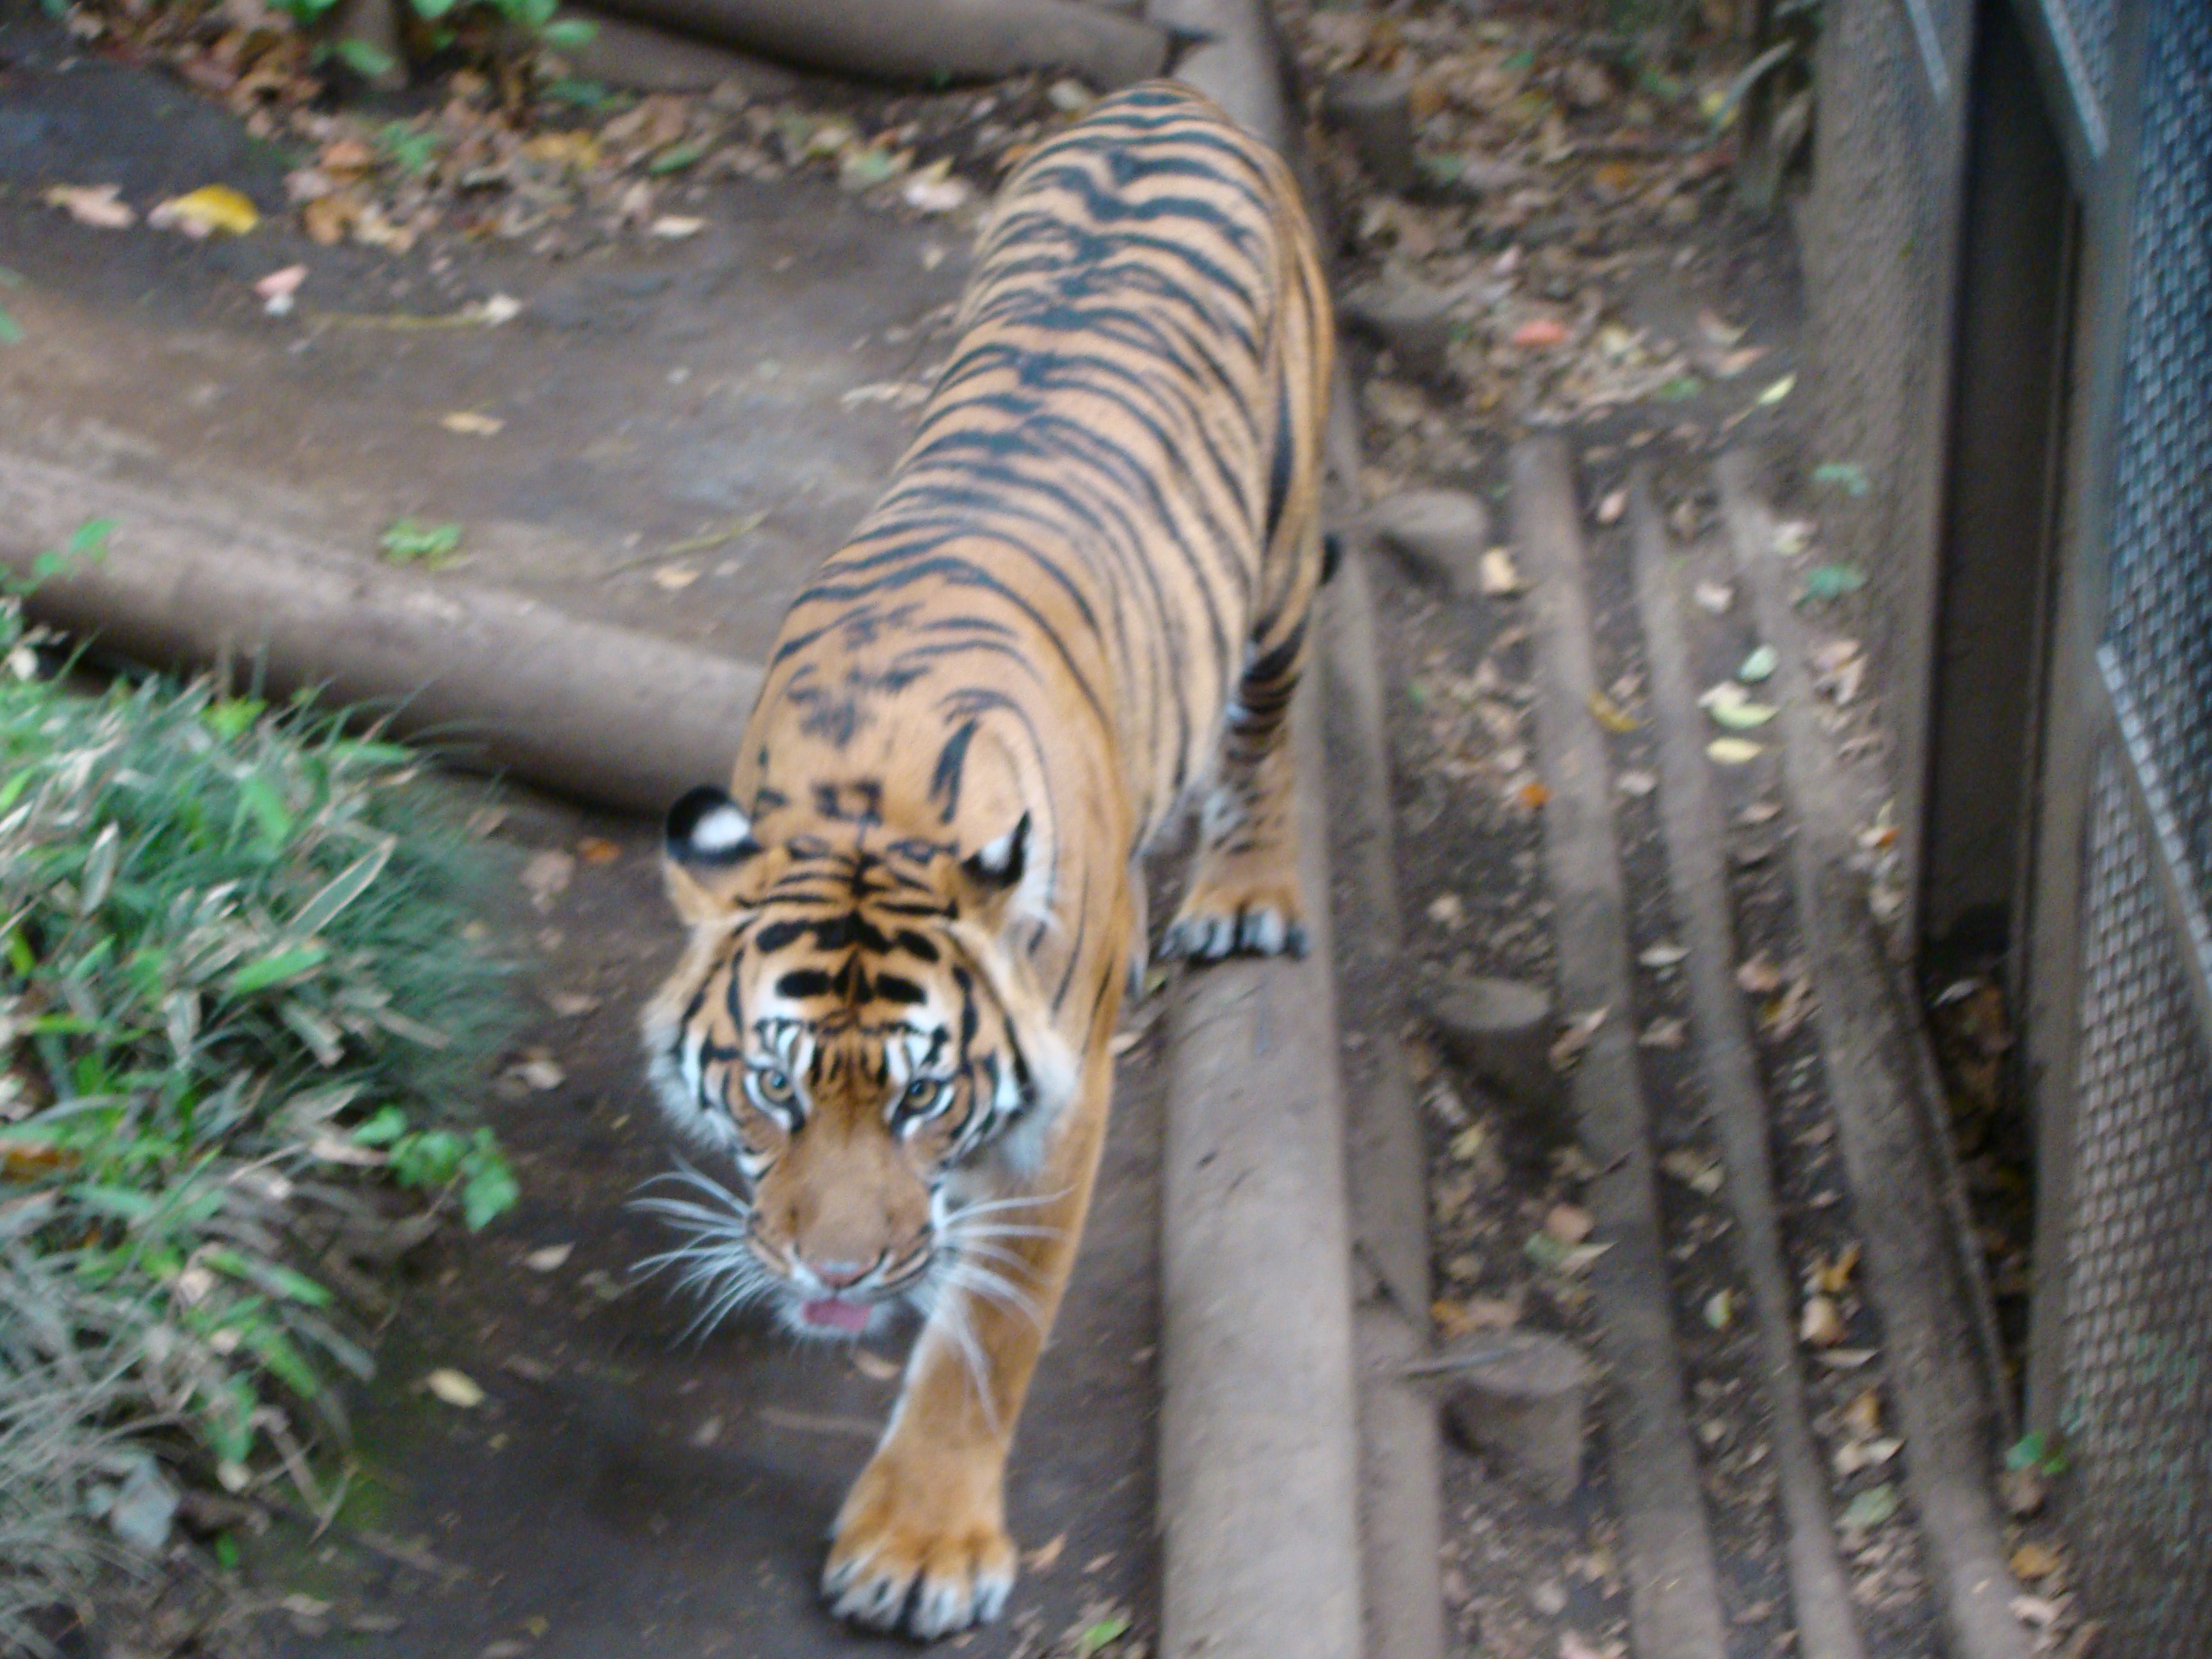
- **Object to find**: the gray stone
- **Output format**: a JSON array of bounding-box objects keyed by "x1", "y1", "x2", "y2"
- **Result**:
[
  {"x1": 105, "y1": 1457, "x2": 180, "y2": 1554},
  {"x1": 1340, "y1": 278, "x2": 1459, "y2": 383},
  {"x1": 1365, "y1": 490, "x2": 1491, "y2": 599},
  {"x1": 1417, "y1": 972, "x2": 1569, "y2": 1135},
  {"x1": 1321, "y1": 72, "x2": 1417, "y2": 196},
  {"x1": 1425, "y1": 1333, "x2": 1592, "y2": 1503}
]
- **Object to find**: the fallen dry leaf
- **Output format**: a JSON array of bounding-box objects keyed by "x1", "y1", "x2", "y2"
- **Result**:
[
  {"x1": 1587, "y1": 689, "x2": 1639, "y2": 733},
  {"x1": 1594, "y1": 488, "x2": 1627, "y2": 525},
  {"x1": 1544, "y1": 1203, "x2": 1594, "y2": 1244},
  {"x1": 1427, "y1": 892, "x2": 1466, "y2": 929},
  {"x1": 509, "y1": 1056, "x2": 566, "y2": 1092},
  {"x1": 1800, "y1": 1294, "x2": 1847, "y2": 1348},
  {"x1": 1659, "y1": 1148, "x2": 1724, "y2": 1194},
  {"x1": 1511, "y1": 316, "x2": 1571, "y2": 349},
  {"x1": 520, "y1": 849, "x2": 575, "y2": 910},
  {"x1": 1697, "y1": 308, "x2": 1746, "y2": 348},
  {"x1": 1433, "y1": 1295, "x2": 1520, "y2": 1337},
  {"x1": 1841, "y1": 1386, "x2": 1883, "y2": 1439},
  {"x1": 1813, "y1": 1241, "x2": 1861, "y2": 1295},
  {"x1": 2010, "y1": 1541, "x2": 2062, "y2": 1582},
  {"x1": 45, "y1": 183, "x2": 137, "y2": 229},
  {"x1": 1763, "y1": 974, "x2": 1816, "y2": 1037},
  {"x1": 1549, "y1": 1006, "x2": 1608, "y2": 1070},
  {"x1": 1479, "y1": 546, "x2": 1523, "y2": 596},
  {"x1": 1736, "y1": 953, "x2": 1785, "y2": 995},
  {"x1": 1693, "y1": 580, "x2": 1735, "y2": 614},
  {"x1": 1560, "y1": 1632, "x2": 1626, "y2": 1659},
  {"x1": 2010, "y1": 1594, "x2": 2064, "y2": 1630},
  {"x1": 1638, "y1": 942, "x2": 1689, "y2": 969},
  {"x1": 1516, "y1": 780, "x2": 1551, "y2": 812},
  {"x1": 1638, "y1": 1016, "x2": 1688, "y2": 1050},
  {"x1": 424, "y1": 1368, "x2": 485, "y2": 1408},
  {"x1": 254, "y1": 264, "x2": 308, "y2": 316},
  {"x1": 440, "y1": 411, "x2": 504, "y2": 437},
  {"x1": 150, "y1": 184, "x2": 260, "y2": 238},
  {"x1": 523, "y1": 1243, "x2": 573, "y2": 1273},
  {"x1": 1023, "y1": 1532, "x2": 1068, "y2": 1572},
  {"x1": 1615, "y1": 768, "x2": 1657, "y2": 797},
  {"x1": 650, "y1": 563, "x2": 703, "y2": 591},
  {"x1": 1707, "y1": 737, "x2": 1765, "y2": 765},
  {"x1": 902, "y1": 171, "x2": 975, "y2": 214}
]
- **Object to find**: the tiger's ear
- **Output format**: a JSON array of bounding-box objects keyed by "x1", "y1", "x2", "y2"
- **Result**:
[
  {"x1": 956, "y1": 812, "x2": 1031, "y2": 928},
  {"x1": 662, "y1": 785, "x2": 760, "y2": 926}
]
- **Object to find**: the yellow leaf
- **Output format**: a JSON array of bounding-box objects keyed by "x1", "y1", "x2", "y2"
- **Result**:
[
  {"x1": 440, "y1": 411, "x2": 504, "y2": 436},
  {"x1": 1706, "y1": 737, "x2": 1765, "y2": 765},
  {"x1": 152, "y1": 185, "x2": 260, "y2": 237},
  {"x1": 1755, "y1": 373, "x2": 1796, "y2": 406},
  {"x1": 1587, "y1": 689, "x2": 1639, "y2": 733}
]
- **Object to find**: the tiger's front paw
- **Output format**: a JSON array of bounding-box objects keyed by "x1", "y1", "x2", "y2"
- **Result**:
[
  {"x1": 1160, "y1": 858, "x2": 1308, "y2": 962},
  {"x1": 822, "y1": 1443, "x2": 1016, "y2": 1640}
]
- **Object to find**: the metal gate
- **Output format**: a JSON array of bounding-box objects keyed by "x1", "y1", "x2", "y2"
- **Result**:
[{"x1": 2013, "y1": 0, "x2": 2212, "y2": 1651}]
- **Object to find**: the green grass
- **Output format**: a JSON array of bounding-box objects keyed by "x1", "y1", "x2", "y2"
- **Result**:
[{"x1": 0, "y1": 588, "x2": 518, "y2": 1644}]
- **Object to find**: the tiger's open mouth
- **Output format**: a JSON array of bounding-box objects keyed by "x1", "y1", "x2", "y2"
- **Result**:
[{"x1": 799, "y1": 1295, "x2": 877, "y2": 1334}]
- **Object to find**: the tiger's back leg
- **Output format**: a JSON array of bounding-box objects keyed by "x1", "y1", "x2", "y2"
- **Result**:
[{"x1": 1160, "y1": 535, "x2": 1323, "y2": 962}]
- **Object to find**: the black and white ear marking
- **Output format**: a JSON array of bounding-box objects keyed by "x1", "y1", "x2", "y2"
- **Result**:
[
  {"x1": 666, "y1": 785, "x2": 760, "y2": 867},
  {"x1": 961, "y1": 812, "x2": 1029, "y2": 892}
]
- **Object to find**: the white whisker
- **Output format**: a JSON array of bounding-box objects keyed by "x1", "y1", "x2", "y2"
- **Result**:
[{"x1": 937, "y1": 1294, "x2": 1002, "y2": 1439}]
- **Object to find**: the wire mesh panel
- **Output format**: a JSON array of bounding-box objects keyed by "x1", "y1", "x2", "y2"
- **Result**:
[
  {"x1": 2056, "y1": 3, "x2": 2212, "y2": 1649},
  {"x1": 2060, "y1": 748, "x2": 2212, "y2": 1655},
  {"x1": 2101, "y1": 0, "x2": 2212, "y2": 926}
]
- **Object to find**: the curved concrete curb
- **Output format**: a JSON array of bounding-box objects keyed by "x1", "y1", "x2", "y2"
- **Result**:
[{"x1": 1152, "y1": 6, "x2": 1369, "y2": 1657}]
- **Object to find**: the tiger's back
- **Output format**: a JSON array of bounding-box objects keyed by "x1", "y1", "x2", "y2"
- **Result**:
[
  {"x1": 645, "y1": 81, "x2": 1332, "y2": 1642},
  {"x1": 735, "y1": 81, "x2": 1333, "y2": 1030}
]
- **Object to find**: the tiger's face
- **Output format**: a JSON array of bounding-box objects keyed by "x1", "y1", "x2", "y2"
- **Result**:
[{"x1": 641, "y1": 787, "x2": 1073, "y2": 1340}]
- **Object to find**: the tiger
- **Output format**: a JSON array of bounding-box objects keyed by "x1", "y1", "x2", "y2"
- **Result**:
[{"x1": 639, "y1": 81, "x2": 1333, "y2": 1640}]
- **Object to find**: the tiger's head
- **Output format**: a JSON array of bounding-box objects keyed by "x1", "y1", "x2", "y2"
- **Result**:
[{"x1": 639, "y1": 785, "x2": 1076, "y2": 1340}]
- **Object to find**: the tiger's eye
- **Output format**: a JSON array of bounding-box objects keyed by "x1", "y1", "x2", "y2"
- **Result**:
[{"x1": 757, "y1": 1069, "x2": 794, "y2": 1102}]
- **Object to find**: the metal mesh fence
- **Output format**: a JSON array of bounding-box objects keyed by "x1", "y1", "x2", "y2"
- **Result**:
[
  {"x1": 2102, "y1": 0, "x2": 2212, "y2": 924},
  {"x1": 2060, "y1": 3, "x2": 2212, "y2": 1653},
  {"x1": 2060, "y1": 749, "x2": 2212, "y2": 1656}
]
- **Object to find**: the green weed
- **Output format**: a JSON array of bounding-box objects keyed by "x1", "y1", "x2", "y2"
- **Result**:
[{"x1": 0, "y1": 581, "x2": 516, "y2": 1639}]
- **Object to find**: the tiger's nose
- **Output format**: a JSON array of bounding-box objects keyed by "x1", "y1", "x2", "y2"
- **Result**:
[{"x1": 810, "y1": 1257, "x2": 879, "y2": 1290}]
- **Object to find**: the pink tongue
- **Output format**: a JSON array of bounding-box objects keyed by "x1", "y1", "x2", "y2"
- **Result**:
[{"x1": 801, "y1": 1297, "x2": 874, "y2": 1333}]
